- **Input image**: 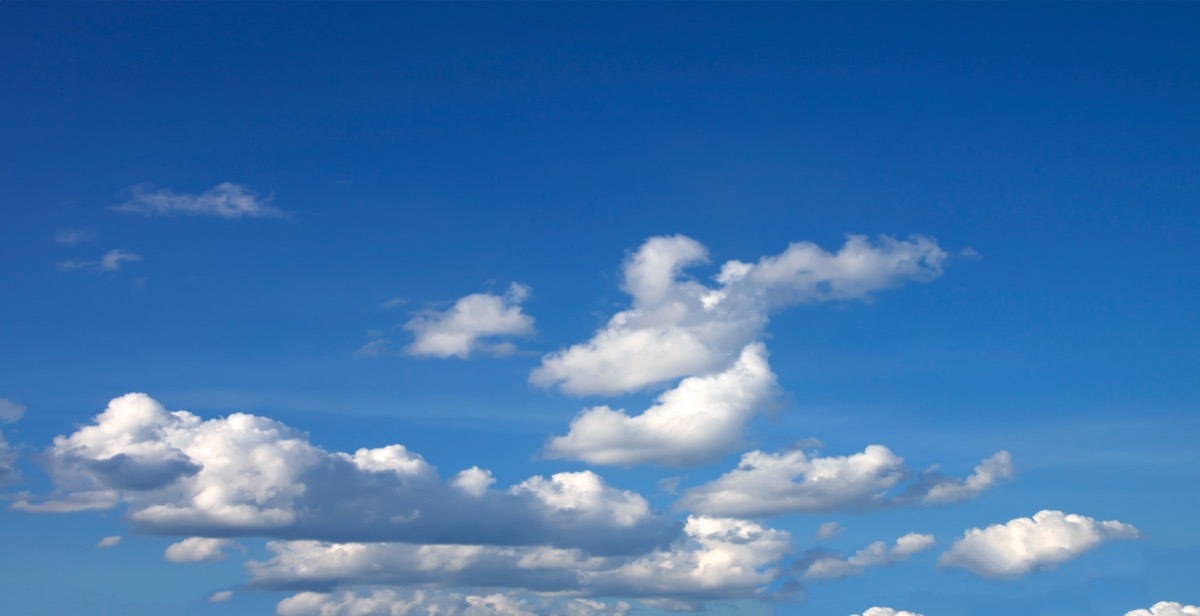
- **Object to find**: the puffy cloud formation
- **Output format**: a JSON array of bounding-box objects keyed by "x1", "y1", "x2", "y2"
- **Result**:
[
  {"x1": 164, "y1": 537, "x2": 237, "y2": 563},
  {"x1": 207, "y1": 591, "x2": 234, "y2": 603},
  {"x1": 20, "y1": 393, "x2": 676, "y2": 555},
  {"x1": 114, "y1": 182, "x2": 286, "y2": 218},
  {"x1": 803, "y1": 532, "x2": 935, "y2": 579},
  {"x1": 0, "y1": 398, "x2": 25, "y2": 423},
  {"x1": 545, "y1": 343, "x2": 777, "y2": 466},
  {"x1": 919, "y1": 451, "x2": 1014, "y2": 504},
  {"x1": 57, "y1": 249, "x2": 141, "y2": 273},
  {"x1": 816, "y1": 522, "x2": 843, "y2": 540},
  {"x1": 252, "y1": 515, "x2": 791, "y2": 607},
  {"x1": 404, "y1": 283, "x2": 535, "y2": 358},
  {"x1": 277, "y1": 590, "x2": 631, "y2": 616},
  {"x1": 531, "y1": 234, "x2": 946, "y2": 395},
  {"x1": 96, "y1": 535, "x2": 122, "y2": 548},
  {"x1": 939, "y1": 510, "x2": 1140, "y2": 578},
  {"x1": 1126, "y1": 603, "x2": 1200, "y2": 616},
  {"x1": 851, "y1": 609, "x2": 925, "y2": 616},
  {"x1": 679, "y1": 445, "x2": 1009, "y2": 517}
]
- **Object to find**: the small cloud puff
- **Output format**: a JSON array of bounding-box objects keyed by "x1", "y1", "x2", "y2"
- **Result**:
[
  {"x1": 54, "y1": 229, "x2": 93, "y2": 245},
  {"x1": 0, "y1": 398, "x2": 24, "y2": 423},
  {"x1": 114, "y1": 182, "x2": 286, "y2": 219},
  {"x1": 851, "y1": 609, "x2": 925, "y2": 616},
  {"x1": 404, "y1": 283, "x2": 535, "y2": 359},
  {"x1": 207, "y1": 590, "x2": 234, "y2": 603},
  {"x1": 164, "y1": 537, "x2": 237, "y2": 563},
  {"x1": 1126, "y1": 603, "x2": 1200, "y2": 616},
  {"x1": 96, "y1": 535, "x2": 122, "y2": 548}
]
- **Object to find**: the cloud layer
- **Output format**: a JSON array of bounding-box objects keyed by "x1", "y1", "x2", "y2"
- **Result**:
[
  {"x1": 404, "y1": 283, "x2": 535, "y2": 358},
  {"x1": 531, "y1": 234, "x2": 947, "y2": 395},
  {"x1": 939, "y1": 510, "x2": 1139, "y2": 578},
  {"x1": 114, "y1": 182, "x2": 286, "y2": 218}
]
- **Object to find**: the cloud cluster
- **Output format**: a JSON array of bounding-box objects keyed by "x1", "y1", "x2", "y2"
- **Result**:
[
  {"x1": 803, "y1": 532, "x2": 935, "y2": 579},
  {"x1": 19, "y1": 393, "x2": 676, "y2": 555},
  {"x1": 404, "y1": 283, "x2": 536, "y2": 358},
  {"x1": 1126, "y1": 603, "x2": 1200, "y2": 616},
  {"x1": 277, "y1": 590, "x2": 630, "y2": 616},
  {"x1": 114, "y1": 182, "x2": 286, "y2": 219},
  {"x1": 939, "y1": 510, "x2": 1140, "y2": 578},
  {"x1": 545, "y1": 343, "x2": 776, "y2": 466},
  {"x1": 678, "y1": 446, "x2": 1010, "y2": 517},
  {"x1": 531, "y1": 234, "x2": 947, "y2": 395}
]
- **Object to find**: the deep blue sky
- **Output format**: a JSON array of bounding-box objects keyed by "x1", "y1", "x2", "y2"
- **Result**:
[{"x1": 1, "y1": 4, "x2": 1198, "y2": 615}]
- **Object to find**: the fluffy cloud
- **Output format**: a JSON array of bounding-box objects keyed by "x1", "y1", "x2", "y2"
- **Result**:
[
  {"x1": 1126, "y1": 603, "x2": 1200, "y2": 616},
  {"x1": 679, "y1": 445, "x2": 1010, "y2": 517},
  {"x1": 531, "y1": 234, "x2": 946, "y2": 395},
  {"x1": 114, "y1": 182, "x2": 286, "y2": 218},
  {"x1": 919, "y1": 451, "x2": 1014, "y2": 504},
  {"x1": 276, "y1": 590, "x2": 631, "y2": 616},
  {"x1": 96, "y1": 535, "x2": 122, "y2": 548},
  {"x1": 20, "y1": 393, "x2": 676, "y2": 555},
  {"x1": 57, "y1": 249, "x2": 141, "y2": 273},
  {"x1": 851, "y1": 609, "x2": 925, "y2": 616},
  {"x1": 164, "y1": 537, "x2": 237, "y2": 563},
  {"x1": 544, "y1": 343, "x2": 776, "y2": 466},
  {"x1": 816, "y1": 522, "x2": 843, "y2": 540},
  {"x1": 404, "y1": 283, "x2": 535, "y2": 358},
  {"x1": 803, "y1": 532, "x2": 935, "y2": 579},
  {"x1": 252, "y1": 515, "x2": 791, "y2": 607},
  {"x1": 0, "y1": 398, "x2": 25, "y2": 423},
  {"x1": 939, "y1": 510, "x2": 1140, "y2": 579},
  {"x1": 208, "y1": 591, "x2": 234, "y2": 603}
]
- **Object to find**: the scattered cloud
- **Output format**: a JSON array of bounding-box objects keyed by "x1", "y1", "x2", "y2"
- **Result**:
[
  {"x1": 164, "y1": 537, "x2": 237, "y2": 563},
  {"x1": 96, "y1": 535, "x2": 122, "y2": 548},
  {"x1": 851, "y1": 609, "x2": 925, "y2": 616},
  {"x1": 21, "y1": 393, "x2": 676, "y2": 555},
  {"x1": 54, "y1": 229, "x2": 93, "y2": 245},
  {"x1": 57, "y1": 249, "x2": 141, "y2": 273},
  {"x1": 531, "y1": 234, "x2": 947, "y2": 395},
  {"x1": 816, "y1": 522, "x2": 843, "y2": 540},
  {"x1": 0, "y1": 431, "x2": 17, "y2": 485},
  {"x1": 939, "y1": 510, "x2": 1140, "y2": 579},
  {"x1": 1126, "y1": 603, "x2": 1200, "y2": 616},
  {"x1": 917, "y1": 451, "x2": 1014, "y2": 504},
  {"x1": 404, "y1": 283, "x2": 535, "y2": 359},
  {"x1": 207, "y1": 591, "x2": 234, "y2": 603},
  {"x1": 114, "y1": 182, "x2": 286, "y2": 219},
  {"x1": 277, "y1": 590, "x2": 630, "y2": 616},
  {"x1": 678, "y1": 445, "x2": 1009, "y2": 517},
  {"x1": 0, "y1": 398, "x2": 24, "y2": 423},
  {"x1": 544, "y1": 343, "x2": 777, "y2": 466},
  {"x1": 803, "y1": 532, "x2": 934, "y2": 580}
]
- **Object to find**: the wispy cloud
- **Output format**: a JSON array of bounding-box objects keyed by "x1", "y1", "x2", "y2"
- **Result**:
[
  {"x1": 0, "y1": 398, "x2": 25, "y2": 423},
  {"x1": 114, "y1": 182, "x2": 287, "y2": 219},
  {"x1": 802, "y1": 532, "x2": 935, "y2": 579},
  {"x1": 53, "y1": 229, "x2": 93, "y2": 245},
  {"x1": 57, "y1": 249, "x2": 141, "y2": 273}
]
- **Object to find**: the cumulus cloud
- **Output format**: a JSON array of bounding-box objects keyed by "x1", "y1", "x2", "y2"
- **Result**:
[
  {"x1": 0, "y1": 398, "x2": 25, "y2": 423},
  {"x1": 252, "y1": 515, "x2": 792, "y2": 607},
  {"x1": 851, "y1": 609, "x2": 925, "y2": 616},
  {"x1": 19, "y1": 393, "x2": 675, "y2": 555},
  {"x1": 918, "y1": 451, "x2": 1014, "y2": 504},
  {"x1": 1126, "y1": 603, "x2": 1200, "y2": 616},
  {"x1": 544, "y1": 343, "x2": 777, "y2": 466},
  {"x1": 164, "y1": 537, "x2": 237, "y2": 563},
  {"x1": 277, "y1": 590, "x2": 630, "y2": 616},
  {"x1": 803, "y1": 532, "x2": 935, "y2": 580},
  {"x1": 404, "y1": 283, "x2": 535, "y2": 358},
  {"x1": 531, "y1": 234, "x2": 947, "y2": 395},
  {"x1": 679, "y1": 445, "x2": 1010, "y2": 517},
  {"x1": 208, "y1": 590, "x2": 234, "y2": 603},
  {"x1": 114, "y1": 182, "x2": 286, "y2": 219},
  {"x1": 57, "y1": 249, "x2": 142, "y2": 273},
  {"x1": 939, "y1": 510, "x2": 1140, "y2": 579},
  {"x1": 96, "y1": 535, "x2": 122, "y2": 548}
]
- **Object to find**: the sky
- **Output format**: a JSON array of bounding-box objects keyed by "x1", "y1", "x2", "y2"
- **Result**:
[{"x1": 1, "y1": 3, "x2": 1198, "y2": 616}]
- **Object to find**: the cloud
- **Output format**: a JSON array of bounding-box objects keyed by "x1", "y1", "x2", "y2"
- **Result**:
[
  {"x1": 114, "y1": 182, "x2": 286, "y2": 219},
  {"x1": 21, "y1": 393, "x2": 676, "y2": 555},
  {"x1": 208, "y1": 591, "x2": 234, "y2": 603},
  {"x1": 816, "y1": 522, "x2": 843, "y2": 540},
  {"x1": 404, "y1": 283, "x2": 535, "y2": 359},
  {"x1": 917, "y1": 451, "x2": 1014, "y2": 504},
  {"x1": 164, "y1": 537, "x2": 237, "y2": 563},
  {"x1": 277, "y1": 590, "x2": 631, "y2": 616},
  {"x1": 0, "y1": 398, "x2": 23, "y2": 423},
  {"x1": 803, "y1": 532, "x2": 935, "y2": 580},
  {"x1": 1126, "y1": 603, "x2": 1200, "y2": 616},
  {"x1": 96, "y1": 535, "x2": 122, "y2": 548},
  {"x1": 544, "y1": 343, "x2": 777, "y2": 466},
  {"x1": 57, "y1": 249, "x2": 141, "y2": 273},
  {"x1": 851, "y1": 609, "x2": 925, "y2": 616},
  {"x1": 531, "y1": 234, "x2": 947, "y2": 395},
  {"x1": 251, "y1": 515, "x2": 792, "y2": 607},
  {"x1": 0, "y1": 431, "x2": 16, "y2": 485},
  {"x1": 679, "y1": 445, "x2": 1010, "y2": 517},
  {"x1": 54, "y1": 229, "x2": 94, "y2": 245},
  {"x1": 939, "y1": 510, "x2": 1140, "y2": 579}
]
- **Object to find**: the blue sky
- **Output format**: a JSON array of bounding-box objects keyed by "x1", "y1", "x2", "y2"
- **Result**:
[{"x1": 1, "y1": 4, "x2": 1198, "y2": 615}]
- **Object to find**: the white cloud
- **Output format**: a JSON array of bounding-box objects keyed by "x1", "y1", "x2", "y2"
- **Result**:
[
  {"x1": 96, "y1": 535, "x2": 122, "y2": 548},
  {"x1": 851, "y1": 608, "x2": 925, "y2": 616},
  {"x1": 544, "y1": 343, "x2": 777, "y2": 466},
  {"x1": 208, "y1": 591, "x2": 234, "y2": 603},
  {"x1": 404, "y1": 283, "x2": 535, "y2": 359},
  {"x1": 920, "y1": 451, "x2": 1014, "y2": 504},
  {"x1": 1126, "y1": 603, "x2": 1200, "y2": 616},
  {"x1": 54, "y1": 229, "x2": 94, "y2": 245},
  {"x1": 0, "y1": 398, "x2": 25, "y2": 423},
  {"x1": 531, "y1": 234, "x2": 947, "y2": 395},
  {"x1": 164, "y1": 537, "x2": 236, "y2": 563},
  {"x1": 939, "y1": 510, "x2": 1140, "y2": 579},
  {"x1": 57, "y1": 249, "x2": 141, "y2": 273},
  {"x1": 252, "y1": 515, "x2": 791, "y2": 607},
  {"x1": 679, "y1": 446, "x2": 1011, "y2": 517},
  {"x1": 114, "y1": 182, "x2": 286, "y2": 218},
  {"x1": 803, "y1": 532, "x2": 935, "y2": 580},
  {"x1": 22, "y1": 393, "x2": 675, "y2": 555},
  {"x1": 0, "y1": 431, "x2": 16, "y2": 485},
  {"x1": 816, "y1": 522, "x2": 843, "y2": 540},
  {"x1": 276, "y1": 590, "x2": 630, "y2": 616},
  {"x1": 451, "y1": 467, "x2": 496, "y2": 497}
]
